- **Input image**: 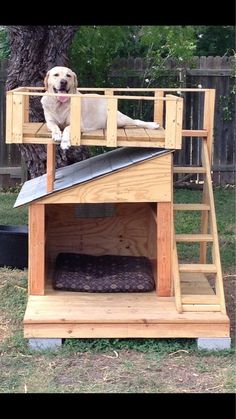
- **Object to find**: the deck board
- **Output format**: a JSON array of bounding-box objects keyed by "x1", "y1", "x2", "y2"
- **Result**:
[{"x1": 22, "y1": 123, "x2": 166, "y2": 146}]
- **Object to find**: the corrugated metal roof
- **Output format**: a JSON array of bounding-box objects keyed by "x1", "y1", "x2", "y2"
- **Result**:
[{"x1": 14, "y1": 147, "x2": 173, "y2": 208}]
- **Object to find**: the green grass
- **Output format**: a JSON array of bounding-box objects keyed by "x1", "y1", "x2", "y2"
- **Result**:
[{"x1": 0, "y1": 192, "x2": 28, "y2": 225}]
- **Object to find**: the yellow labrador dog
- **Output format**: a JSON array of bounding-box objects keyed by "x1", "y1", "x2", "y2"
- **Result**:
[{"x1": 41, "y1": 66, "x2": 160, "y2": 150}]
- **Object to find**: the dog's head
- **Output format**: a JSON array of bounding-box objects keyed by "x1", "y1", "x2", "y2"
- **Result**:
[{"x1": 44, "y1": 66, "x2": 78, "y2": 103}]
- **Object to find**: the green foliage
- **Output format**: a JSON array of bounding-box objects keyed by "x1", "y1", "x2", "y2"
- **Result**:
[
  {"x1": 0, "y1": 26, "x2": 10, "y2": 59},
  {"x1": 69, "y1": 26, "x2": 197, "y2": 88},
  {"x1": 69, "y1": 26, "x2": 137, "y2": 87},
  {"x1": 195, "y1": 26, "x2": 235, "y2": 57}
]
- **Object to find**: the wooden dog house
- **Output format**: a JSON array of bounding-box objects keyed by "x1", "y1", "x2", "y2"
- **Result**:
[{"x1": 7, "y1": 87, "x2": 230, "y2": 344}]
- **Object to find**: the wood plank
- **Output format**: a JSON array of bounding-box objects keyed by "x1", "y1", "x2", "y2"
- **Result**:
[
  {"x1": 173, "y1": 238, "x2": 182, "y2": 313},
  {"x1": 182, "y1": 129, "x2": 208, "y2": 137},
  {"x1": 38, "y1": 154, "x2": 172, "y2": 204},
  {"x1": 173, "y1": 204, "x2": 210, "y2": 211},
  {"x1": 182, "y1": 295, "x2": 219, "y2": 304},
  {"x1": 165, "y1": 95, "x2": 177, "y2": 148},
  {"x1": 147, "y1": 204, "x2": 157, "y2": 286},
  {"x1": 200, "y1": 180, "x2": 210, "y2": 264},
  {"x1": 182, "y1": 305, "x2": 221, "y2": 312},
  {"x1": 117, "y1": 128, "x2": 127, "y2": 140},
  {"x1": 157, "y1": 202, "x2": 172, "y2": 297},
  {"x1": 46, "y1": 143, "x2": 56, "y2": 193},
  {"x1": 203, "y1": 89, "x2": 216, "y2": 162},
  {"x1": 106, "y1": 97, "x2": 117, "y2": 147},
  {"x1": 36, "y1": 123, "x2": 51, "y2": 138},
  {"x1": 179, "y1": 264, "x2": 217, "y2": 273},
  {"x1": 12, "y1": 94, "x2": 24, "y2": 143},
  {"x1": 117, "y1": 140, "x2": 165, "y2": 148},
  {"x1": 23, "y1": 322, "x2": 229, "y2": 339},
  {"x1": 144, "y1": 127, "x2": 165, "y2": 140},
  {"x1": 154, "y1": 90, "x2": 164, "y2": 125},
  {"x1": 5, "y1": 92, "x2": 13, "y2": 144},
  {"x1": 22, "y1": 137, "x2": 167, "y2": 148},
  {"x1": 23, "y1": 123, "x2": 44, "y2": 136},
  {"x1": 175, "y1": 234, "x2": 213, "y2": 242},
  {"x1": 202, "y1": 140, "x2": 226, "y2": 314},
  {"x1": 125, "y1": 128, "x2": 149, "y2": 140},
  {"x1": 70, "y1": 95, "x2": 81, "y2": 145},
  {"x1": 23, "y1": 95, "x2": 29, "y2": 123},
  {"x1": 175, "y1": 97, "x2": 183, "y2": 149},
  {"x1": 81, "y1": 129, "x2": 105, "y2": 139},
  {"x1": 173, "y1": 166, "x2": 206, "y2": 174},
  {"x1": 23, "y1": 292, "x2": 229, "y2": 325},
  {"x1": 28, "y1": 204, "x2": 45, "y2": 295}
]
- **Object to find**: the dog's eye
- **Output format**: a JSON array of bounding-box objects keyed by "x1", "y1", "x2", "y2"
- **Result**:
[
  {"x1": 66, "y1": 74, "x2": 72, "y2": 78},
  {"x1": 53, "y1": 73, "x2": 59, "y2": 77}
]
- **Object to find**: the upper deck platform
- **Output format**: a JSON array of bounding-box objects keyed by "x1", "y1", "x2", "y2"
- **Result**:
[{"x1": 6, "y1": 87, "x2": 210, "y2": 150}]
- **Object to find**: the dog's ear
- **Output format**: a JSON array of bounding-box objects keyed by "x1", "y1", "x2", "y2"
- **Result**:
[
  {"x1": 73, "y1": 72, "x2": 78, "y2": 92},
  {"x1": 44, "y1": 71, "x2": 49, "y2": 91}
]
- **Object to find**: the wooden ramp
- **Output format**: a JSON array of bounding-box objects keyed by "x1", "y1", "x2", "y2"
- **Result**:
[{"x1": 24, "y1": 273, "x2": 229, "y2": 339}]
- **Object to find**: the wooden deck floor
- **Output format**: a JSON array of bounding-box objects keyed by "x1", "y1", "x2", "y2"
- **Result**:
[
  {"x1": 22, "y1": 123, "x2": 166, "y2": 147},
  {"x1": 24, "y1": 274, "x2": 230, "y2": 339}
]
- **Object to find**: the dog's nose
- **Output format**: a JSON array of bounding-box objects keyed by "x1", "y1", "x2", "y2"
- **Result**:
[{"x1": 60, "y1": 79, "x2": 67, "y2": 89}]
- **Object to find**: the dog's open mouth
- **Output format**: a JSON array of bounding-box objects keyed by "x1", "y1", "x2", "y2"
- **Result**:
[{"x1": 53, "y1": 87, "x2": 70, "y2": 103}]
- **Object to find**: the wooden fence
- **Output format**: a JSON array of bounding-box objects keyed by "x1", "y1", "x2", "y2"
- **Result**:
[
  {"x1": 0, "y1": 56, "x2": 235, "y2": 187},
  {"x1": 110, "y1": 56, "x2": 235, "y2": 186}
]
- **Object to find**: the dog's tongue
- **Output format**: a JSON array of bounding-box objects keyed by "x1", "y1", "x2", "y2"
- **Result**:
[{"x1": 57, "y1": 95, "x2": 69, "y2": 103}]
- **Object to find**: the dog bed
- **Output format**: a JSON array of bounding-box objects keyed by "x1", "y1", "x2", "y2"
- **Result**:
[{"x1": 53, "y1": 253, "x2": 155, "y2": 292}]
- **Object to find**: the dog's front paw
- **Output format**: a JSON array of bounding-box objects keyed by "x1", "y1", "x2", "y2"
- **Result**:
[
  {"x1": 52, "y1": 130, "x2": 62, "y2": 142},
  {"x1": 146, "y1": 122, "x2": 160, "y2": 130},
  {"x1": 61, "y1": 127, "x2": 71, "y2": 150}
]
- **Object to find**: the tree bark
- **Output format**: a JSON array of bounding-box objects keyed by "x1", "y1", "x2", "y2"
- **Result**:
[{"x1": 6, "y1": 26, "x2": 90, "y2": 179}]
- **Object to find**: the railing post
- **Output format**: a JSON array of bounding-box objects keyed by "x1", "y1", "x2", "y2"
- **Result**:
[
  {"x1": 106, "y1": 97, "x2": 117, "y2": 147},
  {"x1": 154, "y1": 90, "x2": 164, "y2": 125},
  {"x1": 70, "y1": 95, "x2": 81, "y2": 145},
  {"x1": 12, "y1": 93, "x2": 24, "y2": 143}
]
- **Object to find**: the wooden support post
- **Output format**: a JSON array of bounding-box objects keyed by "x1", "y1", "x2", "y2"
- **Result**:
[
  {"x1": 165, "y1": 95, "x2": 176, "y2": 148},
  {"x1": 175, "y1": 97, "x2": 183, "y2": 149},
  {"x1": 202, "y1": 140, "x2": 226, "y2": 314},
  {"x1": 46, "y1": 143, "x2": 56, "y2": 193},
  {"x1": 203, "y1": 89, "x2": 216, "y2": 163},
  {"x1": 23, "y1": 93, "x2": 29, "y2": 123},
  {"x1": 28, "y1": 204, "x2": 45, "y2": 295},
  {"x1": 70, "y1": 95, "x2": 81, "y2": 145},
  {"x1": 200, "y1": 90, "x2": 215, "y2": 262},
  {"x1": 12, "y1": 93, "x2": 24, "y2": 143},
  {"x1": 154, "y1": 90, "x2": 164, "y2": 125},
  {"x1": 157, "y1": 202, "x2": 172, "y2": 296},
  {"x1": 106, "y1": 97, "x2": 117, "y2": 147}
]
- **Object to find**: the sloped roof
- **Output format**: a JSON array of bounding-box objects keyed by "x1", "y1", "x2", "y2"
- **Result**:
[{"x1": 14, "y1": 147, "x2": 173, "y2": 208}]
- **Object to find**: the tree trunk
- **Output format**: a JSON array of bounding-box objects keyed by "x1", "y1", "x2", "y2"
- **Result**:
[{"x1": 6, "y1": 26, "x2": 90, "y2": 179}]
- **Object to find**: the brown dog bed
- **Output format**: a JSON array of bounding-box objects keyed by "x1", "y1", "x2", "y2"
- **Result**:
[{"x1": 53, "y1": 253, "x2": 155, "y2": 292}]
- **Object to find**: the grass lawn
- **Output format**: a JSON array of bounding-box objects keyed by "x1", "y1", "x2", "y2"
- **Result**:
[{"x1": 0, "y1": 187, "x2": 235, "y2": 393}]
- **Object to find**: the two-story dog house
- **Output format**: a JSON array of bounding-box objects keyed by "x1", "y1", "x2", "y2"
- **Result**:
[{"x1": 7, "y1": 87, "x2": 230, "y2": 349}]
